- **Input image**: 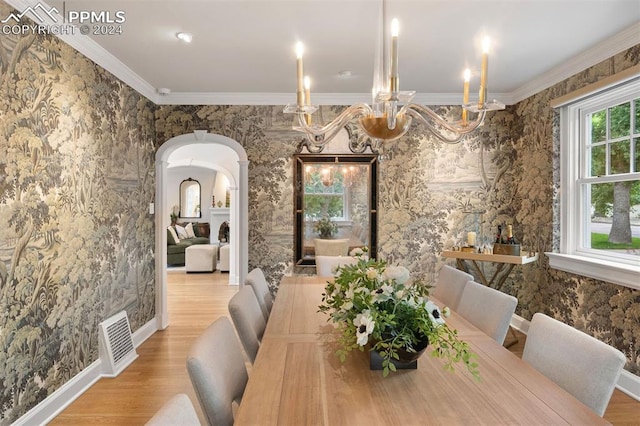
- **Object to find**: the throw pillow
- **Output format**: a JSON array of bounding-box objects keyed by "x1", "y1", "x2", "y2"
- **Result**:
[
  {"x1": 185, "y1": 222, "x2": 197, "y2": 239},
  {"x1": 175, "y1": 224, "x2": 188, "y2": 240},
  {"x1": 192, "y1": 223, "x2": 201, "y2": 237},
  {"x1": 167, "y1": 226, "x2": 180, "y2": 244}
]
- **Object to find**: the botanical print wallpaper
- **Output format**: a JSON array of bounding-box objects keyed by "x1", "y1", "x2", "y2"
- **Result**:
[{"x1": 0, "y1": 2, "x2": 156, "y2": 422}]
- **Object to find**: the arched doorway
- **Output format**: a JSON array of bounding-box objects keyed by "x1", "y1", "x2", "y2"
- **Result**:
[{"x1": 155, "y1": 130, "x2": 248, "y2": 329}]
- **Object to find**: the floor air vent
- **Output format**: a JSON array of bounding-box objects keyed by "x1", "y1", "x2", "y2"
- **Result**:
[{"x1": 99, "y1": 311, "x2": 138, "y2": 377}]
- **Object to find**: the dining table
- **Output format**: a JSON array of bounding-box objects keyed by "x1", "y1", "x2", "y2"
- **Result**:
[{"x1": 234, "y1": 275, "x2": 608, "y2": 425}]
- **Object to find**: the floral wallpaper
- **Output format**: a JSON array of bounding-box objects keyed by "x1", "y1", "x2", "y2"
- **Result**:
[
  {"x1": 1, "y1": 0, "x2": 638, "y2": 419},
  {"x1": 0, "y1": 2, "x2": 156, "y2": 422}
]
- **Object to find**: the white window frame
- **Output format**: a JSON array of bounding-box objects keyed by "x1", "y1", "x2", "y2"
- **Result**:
[{"x1": 547, "y1": 77, "x2": 640, "y2": 290}]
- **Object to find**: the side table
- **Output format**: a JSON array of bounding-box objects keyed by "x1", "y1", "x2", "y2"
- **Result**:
[{"x1": 442, "y1": 250, "x2": 538, "y2": 347}]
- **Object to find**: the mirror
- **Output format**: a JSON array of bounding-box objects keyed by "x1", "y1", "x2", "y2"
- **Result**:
[
  {"x1": 180, "y1": 178, "x2": 201, "y2": 218},
  {"x1": 294, "y1": 154, "x2": 378, "y2": 266}
]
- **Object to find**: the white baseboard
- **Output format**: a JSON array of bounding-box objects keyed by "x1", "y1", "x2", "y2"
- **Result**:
[
  {"x1": 13, "y1": 317, "x2": 158, "y2": 425},
  {"x1": 510, "y1": 314, "x2": 640, "y2": 402},
  {"x1": 12, "y1": 360, "x2": 103, "y2": 426}
]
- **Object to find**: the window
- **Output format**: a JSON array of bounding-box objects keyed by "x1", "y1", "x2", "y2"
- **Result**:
[
  {"x1": 548, "y1": 77, "x2": 640, "y2": 289},
  {"x1": 304, "y1": 165, "x2": 349, "y2": 220}
]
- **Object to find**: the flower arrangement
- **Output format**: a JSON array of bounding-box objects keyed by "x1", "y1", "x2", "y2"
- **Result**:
[
  {"x1": 319, "y1": 254, "x2": 479, "y2": 378},
  {"x1": 314, "y1": 216, "x2": 338, "y2": 238}
]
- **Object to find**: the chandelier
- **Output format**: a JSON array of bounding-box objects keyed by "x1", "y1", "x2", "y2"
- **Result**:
[{"x1": 284, "y1": 4, "x2": 504, "y2": 149}]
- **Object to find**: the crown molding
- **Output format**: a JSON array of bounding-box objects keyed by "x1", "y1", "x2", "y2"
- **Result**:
[
  {"x1": 510, "y1": 23, "x2": 640, "y2": 104},
  {"x1": 4, "y1": 0, "x2": 159, "y2": 103},
  {"x1": 5, "y1": 0, "x2": 635, "y2": 107}
]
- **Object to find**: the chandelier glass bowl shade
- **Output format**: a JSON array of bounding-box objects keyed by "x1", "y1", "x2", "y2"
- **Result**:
[{"x1": 284, "y1": 11, "x2": 504, "y2": 147}]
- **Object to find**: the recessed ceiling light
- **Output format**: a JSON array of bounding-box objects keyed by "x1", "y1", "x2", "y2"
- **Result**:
[
  {"x1": 157, "y1": 87, "x2": 171, "y2": 96},
  {"x1": 337, "y1": 70, "x2": 352, "y2": 78},
  {"x1": 176, "y1": 32, "x2": 192, "y2": 43}
]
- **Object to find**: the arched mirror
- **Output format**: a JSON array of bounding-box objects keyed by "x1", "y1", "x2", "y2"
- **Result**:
[
  {"x1": 179, "y1": 178, "x2": 201, "y2": 218},
  {"x1": 294, "y1": 154, "x2": 377, "y2": 267}
]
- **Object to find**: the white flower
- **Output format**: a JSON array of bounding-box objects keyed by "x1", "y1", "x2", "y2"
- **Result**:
[
  {"x1": 372, "y1": 283, "x2": 394, "y2": 302},
  {"x1": 383, "y1": 266, "x2": 410, "y2": 284},
  {"x1": 425, "y1": 300, "x2": 446, "y2": 325},
  {"x1": 350, "y1": 247, "x2": 364, "y2": 257},
  {"x1": 353, "y1": 310, "x2": 375, "y2": 346},
  {"x1": 366, "y1": 268, "x2": 379, "y2": 280}
]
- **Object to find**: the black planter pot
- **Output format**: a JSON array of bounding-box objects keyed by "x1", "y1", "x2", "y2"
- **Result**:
[{"x1": 369, "y1": 335, "x2": 429, "y2": 370}]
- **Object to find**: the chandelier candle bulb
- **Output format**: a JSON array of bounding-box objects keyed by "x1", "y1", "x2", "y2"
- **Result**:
[
  {"x1": 462, "y1": 68, "x2": 471, "y2": 123},
  {"x1": 467, "y1": 231, "x2": 476, "y2": 247},
  {"x1": 478, "y1": 37, "x2": 490, "y2": 107},
  {"x1": 304, "y1": 76, "x2": 312, "y2": 124},
  {"x1": 390, "y1": 18, "x2": 399, "y2": 91},
  {"x1": 295, "y1": 42, "x2": 305, "y2": 107}
]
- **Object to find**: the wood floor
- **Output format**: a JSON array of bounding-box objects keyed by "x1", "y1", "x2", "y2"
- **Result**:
[{"x1": 51, "y1": 271, "x2": 640, "y2": 425}]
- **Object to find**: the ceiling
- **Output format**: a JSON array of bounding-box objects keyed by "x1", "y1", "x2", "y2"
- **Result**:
[{"x1": 8, "y1": 0, "x2": 640, "y2": 105}]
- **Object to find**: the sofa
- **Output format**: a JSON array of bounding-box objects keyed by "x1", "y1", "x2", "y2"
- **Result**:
[{"x1": 167, "y1": 223, "x2": 210, "y2": 266}]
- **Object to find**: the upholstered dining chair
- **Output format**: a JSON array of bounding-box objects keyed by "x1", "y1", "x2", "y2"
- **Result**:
[
  {"x1": 186, "y1": 317, "x2": 249, "y2": 426},
  {"x1": 245, "y1": 268, "x2": 273, "y2": 321},
  {"x1": 432, "y1": 265, "x2": 474, "y2": 310},
  {"x1": 523, "y1": 312, "x2": 626, "y2": 417},
  {"x1": 457, "y1": 280, "x2": 518, "y2": 345},
  {"x1": 228, "y1": 286, "x2": 267, "y2": 364},
  {"x1": 145, "y1": 393, "x2": 201, "y2": 426},
  {"x1": 314, "y1": 238, "x2": 350, "y2": 256},
  {"x1": 316, "y1": 255, "x2": 358, "y2": 277}
]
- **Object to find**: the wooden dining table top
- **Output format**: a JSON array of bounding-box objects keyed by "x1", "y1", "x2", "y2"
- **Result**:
[{"x1": 234, "y1": 276, "x2": 608, "y2": 425}]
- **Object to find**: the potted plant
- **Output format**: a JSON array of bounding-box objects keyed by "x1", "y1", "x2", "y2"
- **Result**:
[
  {"x1": 170, "y1": 205, "x2": 179, "y2": 226},
  {"x1": 314, "y1": 216, "x2": 338, "y2": 238},
  {"x1": 319, "y1": 253, "x2": 479, "y2": 378}
]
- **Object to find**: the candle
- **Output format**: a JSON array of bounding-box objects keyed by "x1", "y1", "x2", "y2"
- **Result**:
[
  {"x1": 467, "y1": 231, "x2": 477, "y2": 247},
  {"x1": 478, "y1": 37, "x2": 490, "y2": 107},
  {"x1": 304, "y1": 76, "x2": 311, "y2": 124},
  {"x1": 390, "y1": 18, "x2": 399, "y2": 92},
  {"x1": 295, "y1": 42, "x2": 305, "y2": 106},
  {"x1": 462, "y1": 68, "x2": 470, "y2": 123}
]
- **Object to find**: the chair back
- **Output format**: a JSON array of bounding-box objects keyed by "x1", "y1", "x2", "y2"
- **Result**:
[
  {"x1": 523, "y1": 313, "x2": 626, "y2": 416},
  {"x1": 146, "y1": 393, "x2": 201, "y2": 426},
  {"x1": 316, "y1": 256, "x2": 358, "y2": 276},
  {"x1": 245, "y1": 268, "x2": 273, "y2": 321},
  {"x1": 432, "y1": 265, "x2": 473, "y2": 310},
  {"x1": 457, "y1": 280, "x2": 517, "y2": 345},
  {"x1": 314, "y1": 238, "x2": 350, "y2": 256},
  {"x1": 186, "y1": 317, "x2": 248, "y2": 426},
  {"x1": 228, "y1": 286, "x2": 267, "y2": 363}
]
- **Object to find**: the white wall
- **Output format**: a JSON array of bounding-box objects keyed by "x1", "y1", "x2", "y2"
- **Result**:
[
  {"x1": 166, "y1": 166, "x2": 216, "y2": 226},
  {"x1": 212, "y1": 174, "x2": 230, "y2": 208}
]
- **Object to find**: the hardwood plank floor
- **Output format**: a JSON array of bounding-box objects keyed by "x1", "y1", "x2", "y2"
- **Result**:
[{"x1": 52, "y1": 271, "x2": 640, "y2": 425}]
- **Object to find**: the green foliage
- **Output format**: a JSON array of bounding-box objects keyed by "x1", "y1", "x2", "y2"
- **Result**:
[
  {"x1": 313, "y1": 216, "x2": 338, "y2": 238},
  {"x1": 318, "y1": 254, "x2": 479, "y2": 379}
]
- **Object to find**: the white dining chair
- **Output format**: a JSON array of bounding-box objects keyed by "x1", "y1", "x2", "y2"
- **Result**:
[
  {"x1": 245, "y1": 267, "x2": 273, "y2": 321},
  {"x1": 186, "y1": 317, "x2": 248, "y2": 426},
  {"x1": 432, "y1": 265, "x2": 473, "y2": 310},
  {"x1": 316, "y1": 255, "x2": 358, "y2": 277},
  {"x1": 228, "y1": 286, "x2": 267, "y2": 364},
  {"x1": 457, "y1": 280, "x2": 517, "y2": 345},
  {"x1": 523, "y1": 312, "x2": 626, "y2": 416},
  {"x1": 145, "y1": 393, "x2": 201, "y2": 426},
  {"x1": 314, "y1": 238, "x2": 350, "y2": 256}
]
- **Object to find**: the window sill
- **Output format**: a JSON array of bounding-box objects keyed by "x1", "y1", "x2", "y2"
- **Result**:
[{"x1": 546, "y1": 252, "x2": 640, "y2": 290}]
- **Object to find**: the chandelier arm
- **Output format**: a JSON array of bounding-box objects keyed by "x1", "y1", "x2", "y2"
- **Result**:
[
  {"x1": 294, "y1": 103, "x2": 374, "y2": 144},
  {"x1": 404, "y1": 104, "x2": 487, "y2": 144}
]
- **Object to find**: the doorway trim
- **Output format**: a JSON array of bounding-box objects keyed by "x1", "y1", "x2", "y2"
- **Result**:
[{"x1": 155, "y1": 130, "x2": 249, "y2": 329}]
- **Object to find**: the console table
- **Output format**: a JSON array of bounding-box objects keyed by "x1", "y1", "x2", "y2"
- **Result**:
[{"x1": 442, "y1": 250, "x2": 538, "y2": 290}]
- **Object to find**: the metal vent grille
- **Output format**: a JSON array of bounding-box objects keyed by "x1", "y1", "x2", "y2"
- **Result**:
[{"x1": 99, "y1": 311, "x2": 138, "y2": 377}]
